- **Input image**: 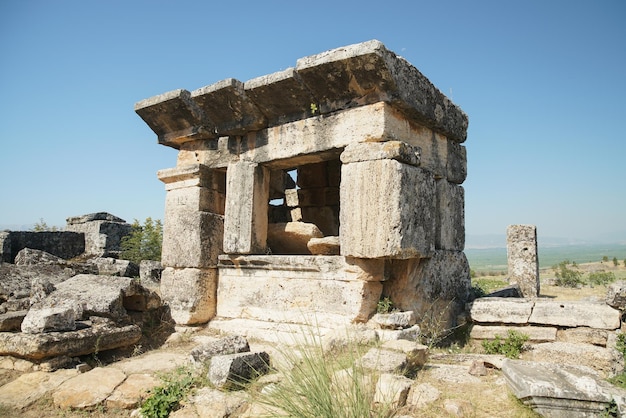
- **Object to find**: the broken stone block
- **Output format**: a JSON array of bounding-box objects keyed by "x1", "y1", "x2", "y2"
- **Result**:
[
  {"x1": 21, "y1": 307, "x2": 76, "y2": 334},
  {"x1": 92, "y1": 257, "x2": 139, "y2": 277},
  {"x1": 223, "y1": 160, "x2": 269, "y2": 254},
  {"x1": 139, "y1": 260, "x2": 163, "y2": 289},
  {"x1": 372, "y1": 311, "x2": 416, "y2": 329},
  {"x1": 468, "y1": 297, "x2": 534, "y2": 324},
  {"x1": 373, "y1": 373, "x2": 413, "y2": 407},
  {"x1": 376, "y1": 325, "x2": 421, "y2": 343},
  {"x1": 0, "y1": 322, "x2": 142, "y2": 360},
  {"x1": 161, "y1": 267, "x2": 217, "y2": 325},
  {"x1": 502, "y1": 359, "x2": 626, "y2": 417},
  {"x1": 307, "y1": 236, "x2": 340, "y2": 255},
  {"x1": 526, "y1": 342, "x2": 624, "y2": 378},
  {"x1": 406, "y1": 382, "x2": 441, "y2": 409},
  {"x1": 606, "y1": 280, "x2": 626, "y2": 310},
  {"x1": 106, "y1": 373, "x2": 160, "y2": 410},
  {"x1": 529, "y1": 300, "x2": 620, "y2": 330},
  {"x1": 507, "y1": 225, "x2": 539, "y2": 298},
  {"x1": 340, "y1": 159, "x2": 435, "y2": 259},
  {"x1": 65, "y1": 212, "x2": 131, "y2": 258},
  {"x1": 208, "y1": 351, "x2": 270, "y2": 389},
  {"x1": 360, "y1": 348, "x2": 408, "y2": 374},
  {"x1": 190, "y1": 335, "x2": 250, "y2": 364},
  {"x1": 557, "y1": 327, "x2": 609, "y2": 346},
  {"x1": 382, "y1": 339, "x2": 429, "y2": 369},
  {"x1": 267, "y1": 222, "x2": 323, "y2": 255}
]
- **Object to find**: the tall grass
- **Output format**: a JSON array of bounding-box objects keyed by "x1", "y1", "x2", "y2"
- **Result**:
[{"x1": 256, "y1": 328, "x2": 396, "y2": 418}]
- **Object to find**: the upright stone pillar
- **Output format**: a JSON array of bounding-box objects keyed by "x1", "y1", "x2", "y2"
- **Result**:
[
  {"x1": 158, "y1": 164, "x2": 225, "y2": 324},
  {"x1": 507, "y1": 224, "x2": 539, "y2": 298},
  {"x1": 223, "y1": 160, "x2": 270, "y2": 254}
]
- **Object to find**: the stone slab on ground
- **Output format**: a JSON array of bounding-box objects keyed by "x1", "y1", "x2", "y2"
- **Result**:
[
  {"x1": 106, "y1": 373, "x2": 160, "y2": 409},
  {"x1": 529, "y1": 300, "x2": 620, "y2": 330},
  {"x1": 502, "y1": 359, "x2": 626, "y2": 418},
  {"x1": 0, "y1": 369, "x2": 78, "y2": 409},
  {"x1": 523, "y1": 341, "x2": 624, "y2": 378},
  {"x1": 111, "y1": 351, "x2": 188, "y2": 375},
  {"x1": 468, "y1": 298, "x2": 533, "y2": 324},
  {"x1": 470, "y1": 325, "x2": 557, "y2": 342},
  {"x1": 208, "y1": 351, "x2": 270, "y2": 389},
  {"x1": 360, "y1": 347, "x2": 408, "y2": 374},
  {"x1": 53, "y1": 367, "x2": 127, "y2": 409},
  {"x1": 374, "y1": 373, "x2": 413, "y2": 407}
]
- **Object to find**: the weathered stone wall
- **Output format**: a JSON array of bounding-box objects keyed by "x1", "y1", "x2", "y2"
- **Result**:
[
  {"x1": 65, "y1": 213, "x2": 131, "y2": 258},
  {"x1": 1, "y1": 231, "x2": 85, "y2": 263}
]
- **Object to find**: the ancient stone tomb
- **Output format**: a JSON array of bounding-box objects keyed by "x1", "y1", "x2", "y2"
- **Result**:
[{"x1": 135, "y1": 40, "x2": 470, "y2": 333}]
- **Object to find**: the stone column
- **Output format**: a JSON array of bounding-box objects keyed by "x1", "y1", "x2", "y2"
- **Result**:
[
  {"x1": 507, "y1": 224, "x2": 539, "y2": 298},
  {"x1": 223, "y1": 160, "x2": 270, "y2": 254},
  {"x1": 158, "y1": 164, "x2": 225, "y2": 324}
]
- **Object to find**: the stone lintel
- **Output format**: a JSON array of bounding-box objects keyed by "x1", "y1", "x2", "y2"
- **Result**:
[
  {"x1": 191, "y1": 78, "x2": 267, "y2": 135},
  {"x1": 158, "y1": 164, "x2": 226, "y2": 194},
  {"x1": 134, "y1": 89, "x2": 216, "y2": 148},
  {"x1": 340, "y1": 141, "x2": 421, "y2": 166},
  {"x1": 217, "y1": 254, "x2": 385, "y2": 282}
]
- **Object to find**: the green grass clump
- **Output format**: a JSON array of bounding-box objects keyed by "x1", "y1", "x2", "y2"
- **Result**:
[
  {"x1": 141, "y1": 366, "x2": 205, "y2": 418},
  {"x1": 482, "y1": 330, "x2": 529, "y2": 359},
  {"x1": 587, "y1": 271, "x2": 616, "y2": 286}
]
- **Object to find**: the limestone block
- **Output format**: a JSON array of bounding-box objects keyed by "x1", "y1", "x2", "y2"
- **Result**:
[
  {"x1": 529, "y1": 300, "x2": 620, "y2": 330},
  {"x1": 21, "y1": 307, "x2": 76, "y2": 334},
  {"x1": 162, "y1": 210, "x2": 224, "y2": 268},
  {"x1": 374, "y1": 373, "x2": 413, "y2": 407},
  {"x1": 340, "y1": 159, "x2": 435, "y2": 259},
  {"x1": 525, "y1": 342, "x2": 624, "y2": 378},
  {"x1": 381, "y1": 339, "x2": 429, "y2": 368},
  {"x1": 92, "y1": 257, "x2": 139, "y2": 277},
  {"x1": 296, "y1": 161, "x2": 331, "y2": 188},
  {"x1": 139, "y1": 260, "x2": 163, "y2": 287},
  {"x1": 468, "y1": 297, "x2": 534, "y2": 324},
  {"x1": 0, "y1": 323, "x2": 141, "y2": 360},
  {"x1": 307, "y1": 236, "x2": 340, "y2": 255},
  {"x1": 208, "y1": 351, "x2": 270, "y2": 389},
  {"x1": 161, "y1": 267, "x2": 217, "y2": 325},
  {"x1": 447, "y1": 141, "x2": 467, "y2": 184},
  {"x1": 384, "y1": 252, "x2": 470, "y2": 330},
  {"x1": 244, "y1": 67, "x2": 316, "y2": 125},
  {"x1": 340, "y1": 141, "x2": 421, "y2": 166},
  {"x1": 53, "y1": 367, "x2": 127, "y2": 409},
  {"x1": 372, "y1": 311, "x2": 417, "y2": 329},
  {"x1": 435, "y1": 180, "x2": 465, "y2": 251},
  {"x1": 507, "y1": 225, "x2": 540, "y2": 298},
  {"x1": 188, "y1": 387, "x2": 249, "y2": 418},
  {"x1": 165, "y1": 185, "x2": 225, "y2": 215},
  {"x1": 294, "y1": 40, "x2": 467, "y2": 142},
  {"x1": 223, "y1": 160, "x2": 269, "y2": 254},
  {"x1": 267, "y1": 222, "x2": 323, "y2": 254},
  {"x1": 284, "y1": 187, "x2": 339, "y2": 207},
  {"x1": 606, "y1": 280, "x2": 626, "y2": 310},
  {"x1": 360, "y1": 347, "x2": 407, "y2": 373},
  {"x1": 557, "y1": 327, "x2": 608, "y2": 346},
  {"x1": 158, "y1": 164, "x2": 226, "y2": 191},
  {"x1": 191, "y1": 78, "x2": 267, "y2": 135},
  {"x1": 470, "y1": 325, "x2": 557, "y2": 342},
  {"x1": 190, "y1": 335, "x2": 250, "y2": 364},
  {"x1": 503, "y1": 359, "x2": 626, "y2": 417},
  {"x1": 321, "y1": 324, "x2": 379, "y2": 352},
  {"x1": 376, "y1": 325, "x2": 421, "y2": 343},
  {"x1": 406, "y1": 383, "x2": 441, "y2": 409},
  {"x1": 134, "y1": 88, "x2": 215, "y2": 147},
  {"x1": 216, "y1": 255, "x2": 383, "y2": 325}
]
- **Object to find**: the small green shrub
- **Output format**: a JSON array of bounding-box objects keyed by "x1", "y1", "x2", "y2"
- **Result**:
[
  {"x1": 482, "y1": 330, "x2": 529, "y2": 359},
  {"x1": 376, "y1": 296, "x2": 395, "y2": 314},
  {"x1": 141, "y1": 366, "x2": 203, "y2": 418},
  {"x1": 587, "y1": 271, "x2": 616, "y2": 286},
  {"x1": 554, "y1": 261, "x2": 584, "y2": 287}
]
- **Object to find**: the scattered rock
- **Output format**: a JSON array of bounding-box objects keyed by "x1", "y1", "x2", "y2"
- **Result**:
[
  {"x1": 373, "y1": 373, "x2": 413, "y2": 407},
  {"x1": 21, "y1": 306, "x2": 76, "y2": 334},
  {"x1": 208, "y1": 351, "x2": 270, "y2": 389},
  {"x1": 468, "y1": 360, "x2": 488, "y2": 376},
  {"x1": 360, "y1": 348, "x2": 408, "y2": 374},
  {"x1": 0, "y1": 310, "x2": 27, "y2": 332},
  {"x1": 267, "y1": 222, "x2": 323, "y2": 254},
  {"x1": 406, "y1": 382, "x2": 441, "y2": 408},
  {"x1": 606, "y1": 280, "x2": 626, "y2": 310},
  {"x1": 381, "y1": 339, "x2": 428, "y2": 368},
  {"x1": 92, "y1": 257, "x2": 139, "y2": 277},
  {"x1": 372, "y1": 311, "x2": 416, "y2": 329},
  {"x1": 190, "y1": 335, "x2": 250, "y2": 364}
]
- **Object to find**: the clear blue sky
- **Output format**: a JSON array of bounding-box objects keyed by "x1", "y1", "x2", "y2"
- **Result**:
[{"x1": 1, "y1": 0, "x2": 624, "y2": 244}]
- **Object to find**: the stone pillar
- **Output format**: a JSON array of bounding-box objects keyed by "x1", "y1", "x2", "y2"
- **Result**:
[
  {"x1": 340, "y1": 141, "x2": 435, "y2": 259},
  {"x1": 507, "y1": 224, "x2": 539, "y2": 298},
  {"x1": 223, "y1": 160, "x2": 270, "y2": 254},
  {"x1": 158, "y1": 164, "x2": 225, "y2": 324},
  {"x1": 435, "y1": 180, "x2": 465, "y2": 251}
]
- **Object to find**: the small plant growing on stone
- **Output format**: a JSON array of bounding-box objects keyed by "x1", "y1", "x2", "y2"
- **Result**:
[
  {"x1": 482, "y1": 330, "x2": 529, "y2": 359},
  {"x1": 376, "y1": 296, "x2": 395, "y2": 314}
]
